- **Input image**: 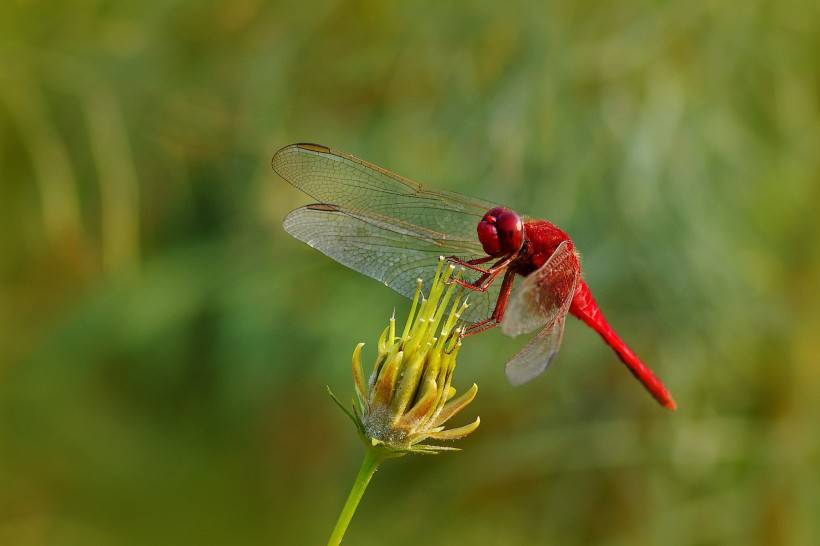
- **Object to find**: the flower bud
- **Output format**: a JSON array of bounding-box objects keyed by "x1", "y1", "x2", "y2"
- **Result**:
[{"x1": 331, "y1": 258, "x2": 480, "y2": 455}]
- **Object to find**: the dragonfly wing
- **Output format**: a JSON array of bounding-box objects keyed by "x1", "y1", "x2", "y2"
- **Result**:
[
  {"x1": 501, "y1": 240, "x2": 580, "y2": 337},
  {"x1": 502, "y1": 240, "x2": 579, "y2": 385},
  {"x1": 283, "y1": 204, "x2": 502, "y2": 323},
  {"x1": 273, "y1": 143, "x2": 499, "y2": 246},
  {"x1": 505, "y1": 316, "x2": 568, "y2": 386}
]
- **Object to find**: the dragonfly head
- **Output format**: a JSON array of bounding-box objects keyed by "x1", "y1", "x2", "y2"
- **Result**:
[{"x1": 477, "y1": 207, "x2": 524, "y2": 257}]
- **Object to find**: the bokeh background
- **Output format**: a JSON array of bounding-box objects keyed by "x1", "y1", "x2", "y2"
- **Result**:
[{"x1": 1, "y1": 1, "x2": 819, "y2": 545}]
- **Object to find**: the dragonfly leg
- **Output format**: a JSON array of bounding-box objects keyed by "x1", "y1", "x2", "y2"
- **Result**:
[
  {"x1": 451, "y1": 254, "x2": 515, "y2": 292},
  {"x1": 461, "y1": 317, "x2": 496, "y2": 336},
  {"x1": 462, "y1": 269, "x2": 516, "y2": 337},
  {"x1": 452, "y1": 268, "x2": 502, "y2": 293},
  {"x1": 445, "y1": 255, "x2": 494, "y2": 274}
]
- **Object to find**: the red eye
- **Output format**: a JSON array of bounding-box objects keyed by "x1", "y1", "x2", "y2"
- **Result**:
[
  {"x1": 477, "y1": 207, "x2": 524, "y2": 256},
  {"x1": 496, "y1": 211, "x2": 524, "y2": 252},
  {"x1": 487, "y1": 206, "x2": 507, "y2": 218},
  {"x1": 477, "y1": 219, "x2": 502, "y2": 256}
]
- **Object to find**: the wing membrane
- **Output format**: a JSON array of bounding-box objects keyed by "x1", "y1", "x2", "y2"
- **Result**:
[
  {"x1": 283, "y1": 204, "x2": 502, "y2": 323},
  {"x1": 502, "y1": 241, "x2": 580, "y2": 384},
  {"x1": 273, "y1": 143, "x2": 498, "y2": 245},
  {"x1": 274, "y1": 143, "x2": 505, "y2": 322},
  {"x1": 501, "y1": 240, "x2": 579, "y2": 337},
  {"x1": 505, "y1": 316, "x2": 569, "y2": 386}
]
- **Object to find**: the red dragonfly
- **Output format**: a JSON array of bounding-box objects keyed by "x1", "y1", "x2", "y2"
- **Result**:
[{"x1": 273, "y1": 143, "x2": 676, "y2": 410}]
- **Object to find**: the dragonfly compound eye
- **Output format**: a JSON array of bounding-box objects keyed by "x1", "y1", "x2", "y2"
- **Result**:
[
  {"x1": 477, "y1": 207, "x2": 523, "y2": 256},
  {"x1": 496, "y1": 210, "x2": 524, "y2": 253},
  {"x1": 477, "y1": 218, "x2": 503, "y2": 256}
]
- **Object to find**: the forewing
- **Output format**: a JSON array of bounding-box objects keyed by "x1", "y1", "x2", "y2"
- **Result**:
[
  {"x1": 283, "y1": 204, "x2": 502, "y2": 323},
  {"x1": 273, "y1": 143, "x2": 499, "y2": 245},
  {"x1": 501, "y1": 240, "x2": 580, "y2": 337}
]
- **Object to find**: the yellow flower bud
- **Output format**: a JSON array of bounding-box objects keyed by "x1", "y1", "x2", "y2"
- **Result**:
[{"x1": 330, "y1": 258, "x2": 479, "y2": 455}]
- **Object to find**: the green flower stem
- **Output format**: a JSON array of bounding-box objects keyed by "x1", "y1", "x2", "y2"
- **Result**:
[{"x1": 327, "y1": 446, "x2": 389, "y2": 546}]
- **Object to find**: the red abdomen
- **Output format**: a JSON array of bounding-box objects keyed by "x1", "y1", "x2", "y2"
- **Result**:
[
  {"x1": 570, "y1": 280, "x2": 676, "y2": 410},
  {"x1": 513, "y1": 219, "x2": 676, "y2": 409}
]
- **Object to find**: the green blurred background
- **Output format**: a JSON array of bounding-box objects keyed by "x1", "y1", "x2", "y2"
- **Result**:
[{"x1": 1, "y1": 1, "x2": 818, "y2": 545}]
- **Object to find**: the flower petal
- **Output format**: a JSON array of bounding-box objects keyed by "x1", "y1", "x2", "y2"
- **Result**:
[
  {"x1": 432, "y1": 383, "x2": 478, "y2": 427},
  {"x1": 371, "y1": 350, "x2": 403, "y2": 408},
  {"x1": 426, "y1": 416, "x2": 480, "y2": 441},
  {"x1": 391, "y1": 344, "x2": 429, "y2": 418},
  {"x1": 396, "y1": 379, "x2": 438, "y2": 431},
  {"x1": 351, "y1": 343, "x2": 367, "y2": 412}
]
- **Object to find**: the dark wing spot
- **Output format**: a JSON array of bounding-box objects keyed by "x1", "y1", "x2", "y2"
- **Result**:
[
  {"x1": 307, "y1": 203, "x2": 342, "y2": 212},
  {"x1": 296, "y1": 143, "x2": 331, "y2": 153}
]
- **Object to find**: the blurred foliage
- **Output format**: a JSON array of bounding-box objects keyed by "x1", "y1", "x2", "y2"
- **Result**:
[{"x1": 1, "y1": 0, "x2": 819, "y2": 545}]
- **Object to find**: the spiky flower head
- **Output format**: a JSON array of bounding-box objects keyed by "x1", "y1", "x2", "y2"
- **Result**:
[{"x1": 330, "y1": 258, "x2": 480, "y2": 455}]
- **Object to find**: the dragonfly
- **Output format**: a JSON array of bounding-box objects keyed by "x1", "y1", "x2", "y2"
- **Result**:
[{"x1": 272, "y1": 143, "x2": 676, "y2": 410}]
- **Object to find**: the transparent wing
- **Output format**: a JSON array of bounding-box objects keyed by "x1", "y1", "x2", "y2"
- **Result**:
[
  {"x1": 501, "y1": 240, "x2": 580, "y2": 385},
  {"x1": 501, "y1": 240, "x2": 580, "y2": 337},
  {"x1": 273, "y1": 143, "x2": 499, "y2": 245},
  {"x1": 283, "y1": 204, "x2": 502, "y2": 323},
  {"x1": 505, "y1": 316, "x2": 569, "y2": 386}
]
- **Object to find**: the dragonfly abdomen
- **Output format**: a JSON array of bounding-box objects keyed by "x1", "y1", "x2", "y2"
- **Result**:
[{"x1": 570, "y1": 280, "x2": 677, "y2": 410}]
